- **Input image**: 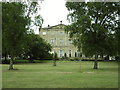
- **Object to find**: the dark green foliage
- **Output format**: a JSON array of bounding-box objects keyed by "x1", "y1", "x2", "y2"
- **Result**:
[
  {"x1": 2, "y1": 2, "x2": 28, "y2": 55},
  {"x1": 65, "y1": 2, "x2": 119, "y2": 56},
  {"x1": 23, "y1": 34, "x2": 52, "y2": 61},
  {"x1": 54, "y1": 52, "x2": 58, "y2": 59},
  {"x1": 2, "y1": 2, "x2": 45, "y2": 69},
  {"x1": 65, "y1": 2, "x2": 119, "y2": 69},
  {"x1": 73, "y1": 57, "x2": 79, "y2": 61},
  {"x1": 115, "y1": 22, "x2": 120, "y2": 57},
  {"x1": 2, "y1": 2, "x2": 29, "y2": 69}
]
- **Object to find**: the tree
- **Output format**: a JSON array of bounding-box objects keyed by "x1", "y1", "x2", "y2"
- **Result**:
[
  {"x1": 23, "y1": 34, "x2": 52, "y2": 61},
  {"x1": 25, "y1": 1, "x2": 43, "y2": 33},
  {"x1": 2, "y1": 2, "x2": 29, "y2": 70},
  {"x1": 114, "y1": 13, "x2": 120, "y2": 60},
  {"x1": 53, "y1": 52, "x2": 58, "y2": 66},
  {"x1": 2, "y1": 1, "x2": 44, "y2": 69},
  {"x1": 65, "y1": 2, "x2": 119, "y2": 69}
]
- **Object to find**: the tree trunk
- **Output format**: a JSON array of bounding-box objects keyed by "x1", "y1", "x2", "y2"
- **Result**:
[
  {"x1": 93, "y1": 54, "x2": 98, "y2": 69},
  {"x1": 4, "y1": 48, "x2": 7, "y2": 63},
  {"x1": 9, "y1": 56, "x2": 14, "y2": 70},
  {"x1": 101, "y1": 54, "x2": 103, "y2": 60},
  {"x1": 53, "y1": 59, "x2": 56, "y2": 66},
  {"x1": 4, "y1": 53, "x2": 7, "y2": 63}
]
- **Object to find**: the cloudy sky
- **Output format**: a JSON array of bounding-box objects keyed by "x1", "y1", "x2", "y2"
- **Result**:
[{"x1": 39, "y1": 0, "x2": 70, "y2": 28}]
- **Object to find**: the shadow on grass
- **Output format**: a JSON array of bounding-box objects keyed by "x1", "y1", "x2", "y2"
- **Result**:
[
  {"x1": 14, "y1": 60, "x2": 52, "y2": 64},
  {"x1": 98, "y1": 68, "x2": 118, "y2": 72},
  {"x1": 8, "y1": 68, "x2": 19, "y2": 70}
]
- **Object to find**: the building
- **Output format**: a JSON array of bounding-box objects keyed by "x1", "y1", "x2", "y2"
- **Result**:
[{"x1": 39, "y1": 23, "x2": 80, "y2": 58}]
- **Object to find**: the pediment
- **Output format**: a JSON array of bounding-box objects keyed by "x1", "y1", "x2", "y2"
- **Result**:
[
  {"x1": 42, "y1": 24, "x2": 66, "y2": 30},
  {"x1": 50, "y1": 24, "x2": 66, "y2": 29}
]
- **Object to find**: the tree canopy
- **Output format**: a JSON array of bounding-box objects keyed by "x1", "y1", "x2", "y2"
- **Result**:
[
  {"x1": 65, "y1": 2, "x2": 119, "y2": 57},
  {"x1": 2, "y1": 2, "x2": 50, "y2": 70},
  {"x1": 2, "y1": 2, "x2": 29, "y2": 69},
  {"x1": 65, "y1": 2, "x2": 119, "y2": 69},
  {"x1": 23, "y1": 34, "x2": 52, "y2": 61},
  {"x1": 2, "y1": 2, "x2": 28, "y2": 57}
]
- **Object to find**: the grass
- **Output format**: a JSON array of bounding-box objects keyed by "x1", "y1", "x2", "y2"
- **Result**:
[{"x1": 2, "y1": 61, "x2": 118, "y2": 88}]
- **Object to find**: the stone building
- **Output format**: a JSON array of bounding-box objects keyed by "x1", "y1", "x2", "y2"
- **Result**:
[{"x1": 39, "y1": 23, "x2": 80, "y2": 58}]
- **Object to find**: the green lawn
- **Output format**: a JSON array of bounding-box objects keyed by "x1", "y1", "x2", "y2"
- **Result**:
[{"x1": 2, "y1": 61, "x2": 118, "y2": 88}]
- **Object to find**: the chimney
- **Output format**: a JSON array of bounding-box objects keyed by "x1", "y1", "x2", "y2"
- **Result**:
[
  {"x1": 48, "y1": 24, "x2": 50, "y2": 27},
  {"x1": 60, "y1": 21, "x2": 62, "y2": 24}
]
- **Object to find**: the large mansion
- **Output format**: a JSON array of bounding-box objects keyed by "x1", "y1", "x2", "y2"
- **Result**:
[{"x1": 39, "y1": 23, "x2": 80, "y2": 58}]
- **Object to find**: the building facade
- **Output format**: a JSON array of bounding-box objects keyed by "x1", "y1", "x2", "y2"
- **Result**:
[{"x1": 39, "y1": 24, "x2": 80, "y2": 58}]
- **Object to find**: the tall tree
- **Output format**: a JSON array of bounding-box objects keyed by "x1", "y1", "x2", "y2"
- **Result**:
[
  {"x1": 65, "y1": 2, "x2": 119, "y2": 69},
  {"x1": 2, "y1": 2, "x2": 29, "y2": 69},
  {"x1": 23, "y1": 34, "x2": 52, "y2": 61},
  {"x1": 2, "y1": 1, "x2": 43, "y2": 69},
  {"x1": 115, "y1": 21, "x2": 120, "y2": 60}
]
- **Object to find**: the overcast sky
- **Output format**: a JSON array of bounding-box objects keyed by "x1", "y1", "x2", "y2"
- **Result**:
[
  {"x1": 40, "y1": 0, "x2": 68, "y2": 27},
  {"x1": 35, "y1": 0, "x2": 69, "y2": 34},
  {"x1": 39, "y1": 0, "x2": 70, "y2": 27}
]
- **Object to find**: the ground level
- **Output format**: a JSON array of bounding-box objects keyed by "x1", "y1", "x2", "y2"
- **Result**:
[{"x1": 2, "y1": 61, "x2": 118, "y2": 88}]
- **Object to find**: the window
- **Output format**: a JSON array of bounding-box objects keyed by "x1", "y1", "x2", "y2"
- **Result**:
[
  {"x1": 77, "y1": 50, "x2": 80, "y2": 57},
  {"x1": 69, "y1": 50, "x2": 72, "y2": 57},
  {"x1": 60, "y1": 31, "x2": 64, "y2": 34},
  {"x1": 59, "y1": 50, "x2": 63, "y2": 57},
  {"x1": 60, "y1": 39, "x2": 63, "y2": 45},
  {"x1": 75, "y1": 52, "x2": 77, "y2": 57},
  {"x1": 50, "y1": 39, "x2": 54, "y2": 45},
  {"x1": 64, "y1": 53, "x2": 67, "y2": 57}
]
